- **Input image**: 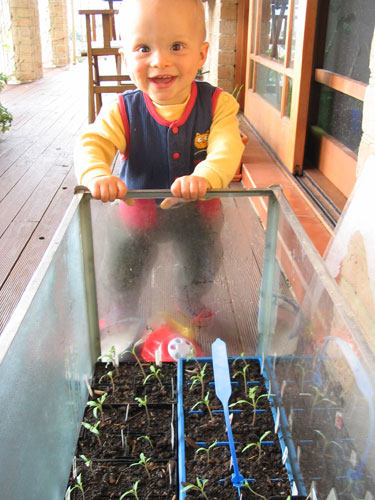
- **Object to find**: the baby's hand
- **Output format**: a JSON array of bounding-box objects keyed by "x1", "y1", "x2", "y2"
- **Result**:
[
  {"x1": 88, "y1": 175, "x2": 127, "y2": 203},
  {"x1": 171, "y1": 175, "x2": 211, "y2": 201}
]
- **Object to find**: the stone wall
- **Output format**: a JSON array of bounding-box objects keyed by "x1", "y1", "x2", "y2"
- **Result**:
[
  {"x1": 204, "y1": 0, "x2": 238, "y2": 93},
  {"x1": 9, "y1": 0, "x2": 43, "y2": 82},
  {"x1": 49, "y1": 0, "x2": 70, "y2": 67}
]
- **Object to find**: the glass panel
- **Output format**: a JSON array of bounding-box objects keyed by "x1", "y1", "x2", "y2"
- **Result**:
[
  {"x1": 251, "y1": 0, "x2": 258, "y2": 53},
  {"x1": 259, "y1": 0, "x2": 289, "y2": 63},
  {"x1": 285, "y1": 76, "x2": 293, "y2": 117},
  {"x1": 317, "y1": 83, "x2": 363, "y2": 153},
  {"x1": 289, "y1": 0, "x2": 300, "y2": 69},
  {"x1": 256, "y1": 64, "x2": 283, "y2": 110},
  {"x1": 92, "y1": 196, "x2": 267, "y2": 357},
  {"x1": 323, "y1": 0, "x2": 375, "y2": 84},
  {"x1": 248, "y1": 59, "x2": 254, "y2": 89},
  {"x1": 269, "y1": 189, "x2": 375, "y2": 498},
  {"x1": 0, "y1": 200, "x2": 93, "y2": 500}
]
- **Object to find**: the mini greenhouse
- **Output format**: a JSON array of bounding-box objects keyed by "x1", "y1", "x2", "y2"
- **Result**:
[{"x1": 0, "y1": 187, "x2": 373, "y2": 500}]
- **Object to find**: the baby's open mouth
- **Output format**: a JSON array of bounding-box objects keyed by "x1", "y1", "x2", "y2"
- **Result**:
[{"x1": 150, "y1": 75, "x2": 176, "y2": 87}]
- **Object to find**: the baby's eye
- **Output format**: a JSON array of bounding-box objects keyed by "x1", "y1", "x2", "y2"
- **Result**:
[
  {"x1": 171, "y1": 43, "x2": 183, "y2": 51},
  {"x1": 137, "y1": 45, "x2": 150, "y2": 53}
]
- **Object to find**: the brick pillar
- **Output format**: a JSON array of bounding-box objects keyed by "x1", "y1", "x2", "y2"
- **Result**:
[
  {"x1": 49, "y1": 0, "x2": 70, "y2": 67},
  {"x1": 205, "y1": 0, "x2": 238, "y2": 93},
  {"x1": 217, "y1": 0, "x2": 237, "y2": 92},
  {"x1": 9, "y1": 0, "x2": 43, "y2": 82}
]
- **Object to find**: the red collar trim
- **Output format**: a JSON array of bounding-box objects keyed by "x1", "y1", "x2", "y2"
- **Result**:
[
  {"x1": 118, "y1": 94, "x2": 130, "y2": 159},
  {"x1": 143, "y1": 81, "x2": 198, "y2": 128}
]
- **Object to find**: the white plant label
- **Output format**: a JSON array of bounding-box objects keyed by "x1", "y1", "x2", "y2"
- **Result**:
[
  {"x1": 281, "y1": 379, "x2": 287, "y2": 398},
  {"x1": 310, "y1": 481, "x2": 318, "y2": 500},
  {"x1": 114, "y1": 347, "x2": 119, "y2": 367},
  {"x1": 261, "y1": 353, "x2": 265, "y2": 374},
  {"x1": 292, "y1": 482, "x2": 298, "y2": 496},
  {"x1": 326, "y1": 488, "x2": 338, "y2": 500},
  {"x1": 274, "y1": 407, "x2": 280, "y2": 434},
  {"x1": 334, "y1": 411, "x2": 342, "y2": 430},
  {"x1": 171, "y1": 421, "x2": 175, "y2": 450},
  {"x1": 268, "y1": 381, "x2": 272, "y2": 398},
  {"x1": 350, "y1": 449, "x2": 357, "y2": 467},
  {"x1": 297, "y1": 445, "x2": 301, "y2": 463},
  {"x1": 168, "y1": 462, "x2": 173, "y2": 486},
  {"x1": 84, "y1": 376, "x2": 93, "y2": 398},
  {"x1": 288, "y1": 409, "x2": 293, "y2": 431},
  {"x1": 365, "y1": 491, "x2": 374, "y2": 500},
  {"x1": 273, "y1": 352, "x2": 277, "y2": 371},
  {"x1": 155, "y1": 345, "x2": 162, "y2": 367},
  {"x1": 171, "y1": 376, "x2": 175, "y2": 399},
  {"x1": 282, "y1": 445, "x2": 288, "y2": 465},
  {"x1": 72, "y1": 456, "x2": 77, "y2": 479}
]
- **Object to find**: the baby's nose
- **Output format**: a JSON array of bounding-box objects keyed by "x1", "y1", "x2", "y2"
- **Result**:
[{"x1": 151, "y1": 49, "x2": 171, "y2": 68}]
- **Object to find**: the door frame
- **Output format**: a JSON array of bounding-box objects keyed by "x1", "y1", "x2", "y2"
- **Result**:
[{"x1": 238, "y1": 0, "x2": 318, "y2": 174}]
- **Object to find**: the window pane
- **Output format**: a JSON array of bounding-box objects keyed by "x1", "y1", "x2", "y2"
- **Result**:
[
  {"x1": 256, "y1": 64, "x2": 283, "y2": 110},
  {"x1": 289, "y1": 0, "x2": 301, "y2": 69},
  {"x1": 248, "y1": 59, "x2": 254, "y2": 90},
  {"x1": 323, "y1": 0, "x2": 375, "y2": 84},
  {"x1": 285, "y1": 77, "x2": 293, "y2": 117},
  {"x1": 317, "y1": 84, "x2": 363, "y2": 153},
  {"x1": 251, "y1": 0, "x2": 258, "y2": 53},
  {"x1": 259, "y1": 0, "x2": 289, "y2": 63}
]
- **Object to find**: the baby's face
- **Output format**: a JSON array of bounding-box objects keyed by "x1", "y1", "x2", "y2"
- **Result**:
[{"x1": 120, "y1": 0, "x2": 208, "y2": 105}]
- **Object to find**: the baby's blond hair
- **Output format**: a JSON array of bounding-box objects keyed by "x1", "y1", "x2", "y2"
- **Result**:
[{"x1": 118, "y1": 0, "x2": 207, "y2": 44}]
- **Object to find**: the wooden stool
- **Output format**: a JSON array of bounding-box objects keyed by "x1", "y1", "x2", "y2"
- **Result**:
[
  {"x1": 79, "y1": 9, "x2": 135, "y2": 123},
  {"x1": 101, "y1": 0, "x2": 123, "y2": 40}
]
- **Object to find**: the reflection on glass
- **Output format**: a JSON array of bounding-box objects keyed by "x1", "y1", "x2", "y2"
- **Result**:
[
  {"x1": 323, "y1": 0, "x2": 374, "y2": 84},
  {"x1": 286, "y1": 76, "x2": 293, "y2": 117},
  {"x1": 251, "y1": 0, "x2": 258, "y2": 53},
  {"x1": 289, "y1": 0, "x2": 300, "y2": 68},
  {"x1": 256, "y1": 64, "x2": 283, "y2": 110},
  {"x1": 272, "y1": 196, "x2": 375, "y2": 497},
  {"x1": 317, "y1": 83, "x2": 363, "y2": 153},
  {"x1": 92, "y1": 197, "x2": 265, "y2": 357},
  {"x1": 248, "y1": 60, "x2": 254, "y2": 90},
  {"x1": 259, "y1": 0, "x2": 289, "y2": 63}
]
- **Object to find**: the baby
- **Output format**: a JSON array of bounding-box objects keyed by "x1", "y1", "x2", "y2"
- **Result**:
[
  {"x1": 75, "y1": 0, "x2": 244, "y2": 202},
  {"x1": 74, "y1": 0, "x2": 245, "y2": 325}
]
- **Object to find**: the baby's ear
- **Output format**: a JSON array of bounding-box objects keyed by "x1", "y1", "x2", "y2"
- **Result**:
[{"x1": 200, "y1": 41, "x2": 209, "y2": 65}]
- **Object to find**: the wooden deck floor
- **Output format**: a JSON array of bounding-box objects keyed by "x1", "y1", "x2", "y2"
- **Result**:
[{"x1": 0, "y1": 63, "x2": 89, "y2": 333}]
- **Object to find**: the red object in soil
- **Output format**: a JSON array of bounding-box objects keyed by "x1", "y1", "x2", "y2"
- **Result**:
[{"x1": 140, "y1": 325, "x2": 202, "y2": 362}]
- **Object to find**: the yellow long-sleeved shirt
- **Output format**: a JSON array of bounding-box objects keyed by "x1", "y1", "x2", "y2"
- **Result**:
[{"x1": 75, "y1": 89, "x2": 245, "y2": 189}]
